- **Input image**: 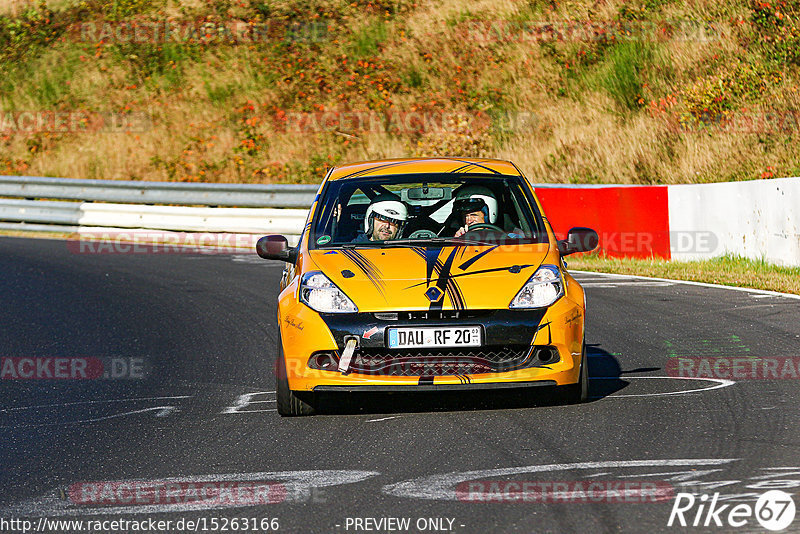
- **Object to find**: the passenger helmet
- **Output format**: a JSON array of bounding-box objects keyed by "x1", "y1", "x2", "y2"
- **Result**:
[{"x1": 364, "y1": 195, "x2": 408, "y2": 238}]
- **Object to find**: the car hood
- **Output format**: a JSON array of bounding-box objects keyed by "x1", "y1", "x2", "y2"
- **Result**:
[{"x1": 307, "y1": 244, "x2": 550, "y2": 312}]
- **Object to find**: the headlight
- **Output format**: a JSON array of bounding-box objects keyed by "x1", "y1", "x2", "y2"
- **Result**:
[
  {"x1": 300, "y1": 272, "x2": 358, "y2": 313},
  {"x1": 509, "y1": 265, "x2": 564, "y2": 309}
]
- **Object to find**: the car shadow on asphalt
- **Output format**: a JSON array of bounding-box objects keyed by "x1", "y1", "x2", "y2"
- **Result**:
[
  {"x1": 587, "y1": 343, "x2": 632, "y2": 400},
  {"x1": 311, "y1": 345, "x2": 638, "y2": 416}
]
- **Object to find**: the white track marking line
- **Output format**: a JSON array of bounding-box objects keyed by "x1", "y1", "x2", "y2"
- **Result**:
[
  {"x1": 3, "y1": 470, "x2": 380, "y2": 516},
  {"x1": 0, "y1": 395, "x2": 192, "y2": 413},
  {"x1": 0, "y1": 406, "x2": 179, "y2": 428},
  {"x1": 366, "y1": 416, "x2": 400, "y2": 422},
  {"x1": 763, "y1": 467, "x2": 800, "y2": 470},
  {"x1": 578, "y1": 281, "x2": 675, "y2": 287},
  {"x1": 221, "y1": 391, "x2": 276, "y2": 414},
  {"x1": 589, "y1": 376, "x2": 735, "y2": 398},
  {"x1": 571, "y1": 270, "x2": 800, "y2": 300},
  {"x1": 382, "y1": 459, "x2": 738, "y2": 501},
  {"x1": 722, "y1": 303, "x2": 783, "y2": 311}
]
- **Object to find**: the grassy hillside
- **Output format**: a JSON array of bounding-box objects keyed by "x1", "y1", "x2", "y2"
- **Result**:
[{"x1": 1, "y1": 0, "x2": 799, "y2": 184}]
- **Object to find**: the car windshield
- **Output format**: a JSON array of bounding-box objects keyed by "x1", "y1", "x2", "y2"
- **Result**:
[{"x1": 310, "y1": 173, "x2": 547, "y2": 248}]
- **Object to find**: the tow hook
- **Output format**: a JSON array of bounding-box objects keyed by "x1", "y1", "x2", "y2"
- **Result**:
[{"x1": 338, "y1": 336, "x2": 360, "y2": 374}]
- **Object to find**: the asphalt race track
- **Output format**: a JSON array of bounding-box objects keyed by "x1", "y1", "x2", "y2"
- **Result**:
[{"x1": 2, "y1": 236, "x2": 800, "y2": 533}]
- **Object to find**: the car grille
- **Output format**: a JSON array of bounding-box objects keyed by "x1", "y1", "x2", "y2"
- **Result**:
[
  {"x1": 348, "y1": 346, "x2": 537, "y2": 376},
  {"x1": 373, "y1": 310, "x2": 494, "y2": 321}
]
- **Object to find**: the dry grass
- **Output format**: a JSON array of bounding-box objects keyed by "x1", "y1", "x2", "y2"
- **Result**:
[
  {"x1": 569, "y1": 254, "x2": 800, "y2": 295},
  {"x1": 2, "y1": 0, "x2": 800, "y2": 182},
  {"x1": 0, "y1": 228, "x2": 73, "y2": 239},
  {"x1": 0, "y1": 0, "x2": 60, "y2": 15}
]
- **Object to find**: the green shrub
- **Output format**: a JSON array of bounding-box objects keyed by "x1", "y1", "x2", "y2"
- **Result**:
[
  {"x1": 683, "y1": 62, "x2": 779, "y2": 121},
  {"x1": 350, "y1": 18, "x2": 387, "y2": 59},
  {"x1": 598, "y1": 40, "x2": 653, "y2": 111},
  {"x1": 0, "y1": 2, "x2": 61, "y2": 65},
  {"x1": 750, "y1": 0, "x2": 800, "y2": 66},
  {"x1": 110, "y1": 42, "x2": 198, "y2": 85},
  {"x1": 90, "y1": 0, "x2": 161, "y2": 19}
]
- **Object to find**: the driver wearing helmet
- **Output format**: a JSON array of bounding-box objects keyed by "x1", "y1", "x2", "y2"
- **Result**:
[
  {"x1": 352, "y1": 194, "x2": 408, "y2": 242},
  {"x1": 453, "y1": 186, "x2": 499, "y2": 237}
]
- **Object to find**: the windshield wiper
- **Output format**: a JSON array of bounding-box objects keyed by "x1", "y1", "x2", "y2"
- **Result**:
[
  {"x1": 380, "y1": 237, "x2": 498, "y2": 247},
  {"x1": 338, "y1": 242, "x2": 384, "y2": 248},
  {"x1": 333, "y1": 237, "x2": 502, "y2": 249}
]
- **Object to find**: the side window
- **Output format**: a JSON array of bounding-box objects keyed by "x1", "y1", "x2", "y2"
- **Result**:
[
  {"x1": 511, "y1": 183, "x2": 545, "y2": 239},
  {"x1": 503, "y1": 187, "x2": 529, "y2": 236},
  {"x1": 335, "y1": 189, "x2": 370, "y2": 241}
]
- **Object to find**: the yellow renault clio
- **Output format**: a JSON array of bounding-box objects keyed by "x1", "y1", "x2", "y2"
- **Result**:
[{"x1": 257, "y1": 158, "x2": 598, "y2": 415}]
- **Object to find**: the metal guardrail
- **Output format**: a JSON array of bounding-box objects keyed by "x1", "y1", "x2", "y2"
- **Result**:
[
  {"x1": 0, "y1": 176, "x2": 319, "y2": 208},
  {"x1": 78, "y1": 203, "x2": 308, "y2": 234},
  {"x1": 0, "y1": 199, "x2": 82, "y2": 225},
  {"x1": 0, "y1": 176, "x2": 315, "y2": 236}
]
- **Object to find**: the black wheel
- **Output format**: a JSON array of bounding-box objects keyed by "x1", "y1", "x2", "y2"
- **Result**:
[
  {"x1": 565, "y1": 340, "x2": 589, "y2": 404},
  {"x1": 275, "y1": 341, "x2": 316, "y2": 416}
]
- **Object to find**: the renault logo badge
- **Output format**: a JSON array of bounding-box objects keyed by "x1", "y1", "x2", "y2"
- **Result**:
[{"x1": 425, "y1": 286, "x2": 444, "y2": 302}]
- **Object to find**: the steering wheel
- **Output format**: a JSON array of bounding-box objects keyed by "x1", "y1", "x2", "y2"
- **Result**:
[
  {"x1": 464, "y1": 223, "x2": 505, "y2": 234},
  {"x1": 409, "y1": 229, "x2": 438, "y2": 239}
]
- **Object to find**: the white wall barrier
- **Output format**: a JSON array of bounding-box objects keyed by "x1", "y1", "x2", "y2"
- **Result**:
[
  {"x1": 668, "y1": 177, "x2": 800, "y2": 266},
  {"x1": 2, "y1": 175, "x2": 799, "y2": 265}
]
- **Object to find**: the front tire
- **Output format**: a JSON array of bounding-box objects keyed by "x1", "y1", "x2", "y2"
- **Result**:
[
  {"x1": 565, "y1": 340, "x2": 589, "y2": 404},
  {"x1": 276, "y1": 341, "x2": 316, "y2": 416}
]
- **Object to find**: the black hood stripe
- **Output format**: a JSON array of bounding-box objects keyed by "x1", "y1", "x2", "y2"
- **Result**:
[
  {"x1": 341, "y1": 249, "x2": 386, "y2": 294},
  {"x1": 338, "y1": 158, "x2": 502, "y2": 181},
  {"x1": 410, "y1": 246, "x2": 465, "y2": 311},
  {"x1": 411, "y1": 246, "x2": 439, "y2": 286},
  {"x1": 448, "y1": 159, "x2": 501, "y2": 174},
  {"x1": 458, "y1": 245, "x2": 499, "y2": 271},
  {"x1": 403, "y1": 263, "x2": 536, "y2": 290},
  {"x1": 431, "y1": 247, "x2": 464, "y2": 311},
  {"x1": 337, "y1": 160, "x2": 418, "y2": 180},
  {"x1": 450, "y1": 163, "x2": 473, "y2": 173}
]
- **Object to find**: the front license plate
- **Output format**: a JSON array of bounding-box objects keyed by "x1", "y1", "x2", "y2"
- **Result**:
[{"x1": 387, "y1": 326, "x2": 482, "y2": 349}]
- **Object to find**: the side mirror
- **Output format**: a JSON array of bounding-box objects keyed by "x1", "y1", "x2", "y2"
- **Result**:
[
  {"x1": 256, "y1": 235, "x2": 298, "y2": 263},
  {"x1": 557, "y1": 227, "x2": 599, "y2": 256}
]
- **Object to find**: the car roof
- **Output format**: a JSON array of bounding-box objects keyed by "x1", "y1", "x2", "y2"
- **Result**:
[{"x1": 326, "y1": 157, "x2": 521, "y2": 181}]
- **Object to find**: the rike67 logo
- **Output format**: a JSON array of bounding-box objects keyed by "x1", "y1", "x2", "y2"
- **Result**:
[{"x1": 668, "y1": 490, "x2": 796, "y2": 531}]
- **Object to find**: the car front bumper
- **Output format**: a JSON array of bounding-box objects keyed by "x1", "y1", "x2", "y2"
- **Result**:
[{"x1": 277, "y1": 296, "x2": 585, "y2": 392}]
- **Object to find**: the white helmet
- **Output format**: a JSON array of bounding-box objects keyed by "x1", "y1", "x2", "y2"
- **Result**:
[
  {"x1": 364, "y1": 196, "x2": 408, "y2": 238},
  {"x1": 454, "y1": 185, "x2": 498, "y2": 224}
]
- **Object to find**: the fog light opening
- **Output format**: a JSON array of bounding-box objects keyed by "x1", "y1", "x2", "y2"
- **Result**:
[
  {"x1": 534, "y1": 347, "x2": 560, "y2": 365},
  {"x1": 308, "y1": 352, "x2": 340, "y2": 370}
]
